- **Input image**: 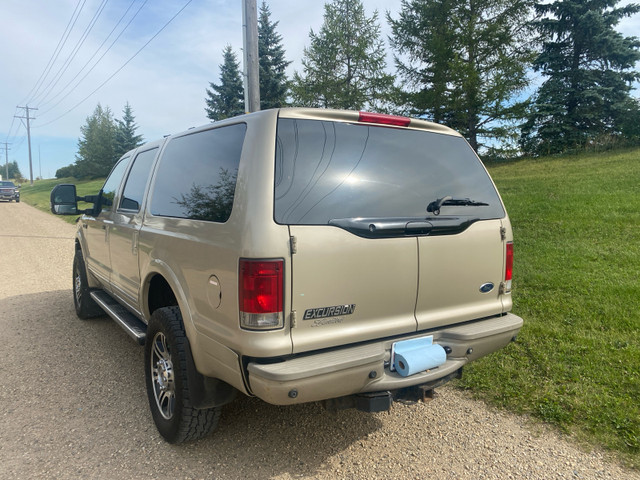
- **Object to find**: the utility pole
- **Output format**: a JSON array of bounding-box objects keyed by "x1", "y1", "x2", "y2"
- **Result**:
[
  {"x1": 1, "y1": 142, "x2": 10, "y2": 179},
  {"x1": 242, "y1": 0, "x2": 260, "y2": 113},
  {"x1": 16, "y1": 106, "x2": 37, "y2": 185}
]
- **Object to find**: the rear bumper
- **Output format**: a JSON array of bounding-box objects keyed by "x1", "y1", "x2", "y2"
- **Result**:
[{"x1": 247, "y1": 313, "x2": 523, "y2": 405}]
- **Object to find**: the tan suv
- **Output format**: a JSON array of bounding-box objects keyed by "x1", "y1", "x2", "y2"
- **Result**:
[{"x1": 51, "y1": 108, "x2": 522, "y2": 443}]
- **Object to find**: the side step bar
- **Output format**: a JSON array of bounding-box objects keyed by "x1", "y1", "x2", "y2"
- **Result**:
[{"x1": 90, "y1": 290, "x2": 147, "y2": 345}]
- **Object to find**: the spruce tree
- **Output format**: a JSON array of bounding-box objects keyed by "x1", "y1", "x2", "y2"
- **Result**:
[
  {"x1": 520, "y1": 0, "x2": 640, "y2": 155},
  {"x1": 115, "y1": 102, "x2": 144, "y2": 158},
  {"x1": 389, "y1": 0, "x2": 534, "y2": 153},
  {"x1": 205, "y1": 46, "x2": 245, "y2": 121},
  {"x1": 291, "y1": 0, "x2": 394, "y2": 111},
  {"x1": 258, "y1": 1, "x2": 291, "y2": 109}
]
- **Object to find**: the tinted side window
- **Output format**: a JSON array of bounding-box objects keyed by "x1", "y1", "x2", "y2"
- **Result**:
[
  {"x1": 120, "y1": 148, "x2": 158, "y2": 212},
  {"x1": 101, "y1": 157, "x2": 130, "y2": 213},
  {"x1": 150, "y1": 124, "x2": 246, "y2": 223}
]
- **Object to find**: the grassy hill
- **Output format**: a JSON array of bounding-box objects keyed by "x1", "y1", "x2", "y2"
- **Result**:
[
  {"x1": 18, "y1": 177, "x2": 105, "y2": 224},
  {"x1": 19, "y1": 148, "x2": 640, "y2": 466},
  {"x1": 463, "y1": 148, "x2": 640, "y2": 467}
]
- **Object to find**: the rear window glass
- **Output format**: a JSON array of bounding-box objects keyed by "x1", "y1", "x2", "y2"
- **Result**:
[
  {"x1": 150, "y1": 124, "x2": 246, "y2": 223},
  {"x1": 274, "y1": 119, "x2": 504, "y2": 225}
]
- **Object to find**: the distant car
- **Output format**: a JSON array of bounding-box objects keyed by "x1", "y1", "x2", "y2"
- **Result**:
[{"x1": 0, "y1": 181, "x2": 19, "y2": 202}]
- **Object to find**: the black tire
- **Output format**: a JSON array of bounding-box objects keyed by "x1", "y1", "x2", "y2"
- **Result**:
[
  {"x1": 15, "y1": 198, "x2": 20, "y2": 203},
  {"x1": 145, "y1": 306, "x2": 221, "y2": 443},
  {"x1": 73, "y1": 249, "x2": 103, "y2": 319}
]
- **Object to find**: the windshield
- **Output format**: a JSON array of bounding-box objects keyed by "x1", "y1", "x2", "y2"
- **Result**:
[
  {"x1": 274, "y1": 118, "x2": 504, "y2": 225},
  {"x1": 1, "y1": 181, "x2": 15, "y2": 187}
]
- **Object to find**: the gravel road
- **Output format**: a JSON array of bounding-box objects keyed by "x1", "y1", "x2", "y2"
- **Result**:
[{"x1": 1, "y1": 201, "x2": 638, "y2": 480}]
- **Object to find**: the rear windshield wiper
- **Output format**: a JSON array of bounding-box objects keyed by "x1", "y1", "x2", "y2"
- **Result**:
[{"x1": 426, "y1": 195, "x2": 489, "y2": 216}]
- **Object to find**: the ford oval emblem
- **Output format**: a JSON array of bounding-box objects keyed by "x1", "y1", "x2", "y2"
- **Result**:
[{"x1": 479, "y1": 282, "x2": 495, "y2": 294}]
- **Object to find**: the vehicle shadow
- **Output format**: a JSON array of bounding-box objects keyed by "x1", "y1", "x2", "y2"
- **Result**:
[{"x1": 1, "y1": 289, "x2": 384, "y2": 479}]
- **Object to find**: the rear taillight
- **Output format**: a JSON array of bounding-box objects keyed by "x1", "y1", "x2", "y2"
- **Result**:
[
  {"x1": 239, "y1": 259, "x2": 284, "y2": 330},
  {"x1": 505, "y1": 242, "x2": 513, "y2": 293},
  {"x1": 358, "y1": 111, "x2": 411, "y2": 127}
]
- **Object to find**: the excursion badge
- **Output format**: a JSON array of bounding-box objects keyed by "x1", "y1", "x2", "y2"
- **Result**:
[{"x1": 303, "y1": 304, "x2": 356, "y2": 320}]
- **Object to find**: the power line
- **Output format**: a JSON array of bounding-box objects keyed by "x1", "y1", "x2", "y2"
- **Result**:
[
  {"x1": 38, "y1": 0, "x2": 139, "y2": 111},
  {"x1": 39, "y1": 0, "x2": 148, "y2": 117},
  {"x1": 36, "y1": 0, "x2": 194, "y2": 128},
  {"x1": 11, "y1": 136, "x2": 27, "y2": 154},
  {"x1": 32, "y1": 0, "x2": 111, "y2": 107},
  {"x1": 5, "y1": 109, "x2": 20, "y2": 143},
  {"x1": 21, "y1": 0, "x2": 87, "y2": 106}
]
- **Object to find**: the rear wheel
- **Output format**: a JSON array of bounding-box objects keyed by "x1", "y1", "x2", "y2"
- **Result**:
[
  {"x1": 73, "y1": 249, "x2": 103, "y2": 319},
  {"x1": 145, "y1": 306, "x2": 221, "y2": 443}
]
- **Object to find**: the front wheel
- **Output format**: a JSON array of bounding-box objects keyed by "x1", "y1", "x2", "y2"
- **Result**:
[
  {"x1": 145, "y1": 306, "x2": 221, "y2": 443},
  {"x1": 73, "y1": 249, "x2": 103, "y2": 319}
]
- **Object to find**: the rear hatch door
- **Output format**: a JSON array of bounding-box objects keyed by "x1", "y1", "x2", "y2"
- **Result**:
[
  {"x1": 275, "y1": 113, "x2": 506, "y2": 353},
  {"x1": 416, "y1": 219, "x2": 506, "y2": 330}
]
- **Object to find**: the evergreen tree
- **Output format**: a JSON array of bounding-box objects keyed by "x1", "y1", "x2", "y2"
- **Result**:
[
  {"x1": 258, "y1": 1, "x2": 291, "y2": 109},
  {"x1": 291, "y1": 0, "x2": 394, "y2": 111},
  {"x1": 115, "y1": 102, "x2": 144, "y2": 158},
  {"x1": 205, "y1": 46, "x2": 245, "y2": 121},
  {"x1": 75, "y1": 104, "x2": 118, "y2": 179},
  {"x1": 520, "y1": 0, "x2": 640, "y2": 155},
  {"x1": 389, "y1": 0, "x2": 534, "y2": 152}
]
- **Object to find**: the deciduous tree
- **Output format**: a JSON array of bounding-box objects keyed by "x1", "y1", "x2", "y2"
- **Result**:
[{"x1": 5, "y1": 161, "x2": 22, "y2": 180}]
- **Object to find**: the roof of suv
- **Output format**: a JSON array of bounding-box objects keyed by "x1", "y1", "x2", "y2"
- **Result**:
[
  {"x1": 157, "y1": 108, "x2": 462, "y2": 146},
  {"x1": 277, "y1": 108, "x2": 461, "y2": 137}
]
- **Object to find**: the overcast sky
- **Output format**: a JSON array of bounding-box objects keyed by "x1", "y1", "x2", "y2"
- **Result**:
[{"x1": 1, "y1": 0, "x2": 639, "y2": 180}]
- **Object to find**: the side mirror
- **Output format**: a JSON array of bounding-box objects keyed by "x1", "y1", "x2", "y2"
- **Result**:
[{"x1": 50, "y1": 184, "x2": 79, "y2": 215}]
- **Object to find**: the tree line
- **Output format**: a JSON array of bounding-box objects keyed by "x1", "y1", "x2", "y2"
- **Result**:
[
  {"x1": 64, "y1": 0, "x2": 640, "y2": 180},
  {"x1": 208, "y1": 0, "x2": 640, "y2": 158},
  {"x1": 57, "y1": 102, "x2": 143, "y2": 179}
]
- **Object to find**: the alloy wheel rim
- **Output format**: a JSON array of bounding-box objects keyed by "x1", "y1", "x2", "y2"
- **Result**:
[
  {"x1": 150, "y1": 332, "x2": 175, "y2": 420},
  {"x1": 74, "y1": 272, "x2": 82, "y2": 306}
]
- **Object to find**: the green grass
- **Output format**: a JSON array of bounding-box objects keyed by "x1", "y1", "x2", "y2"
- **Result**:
[
  {"x1": 18, "y1": 177, "x2": 105, "y2": 224},
  {"x1": 460, "y1": 148, "x2": 640, "y2": 468},
  {"x1": 20, "y1": 150, "x2": 640, "y2": 466}
]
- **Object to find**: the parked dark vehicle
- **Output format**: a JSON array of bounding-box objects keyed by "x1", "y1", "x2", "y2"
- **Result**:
[{"x1": 0, "y1": 181, "x2": 20, "y2": 202}]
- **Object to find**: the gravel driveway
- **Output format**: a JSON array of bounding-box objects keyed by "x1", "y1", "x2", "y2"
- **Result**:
[{"x1": 1, "y1": 201, "x2": 637, "y2": 480}]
